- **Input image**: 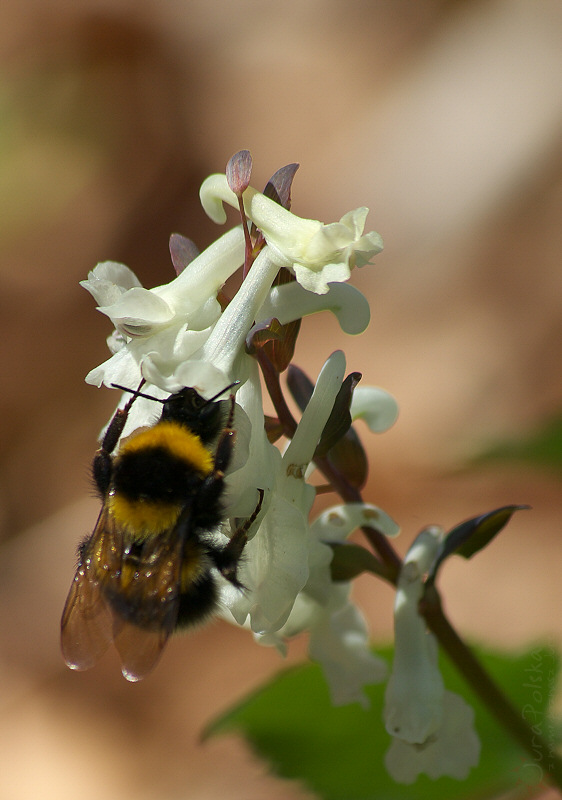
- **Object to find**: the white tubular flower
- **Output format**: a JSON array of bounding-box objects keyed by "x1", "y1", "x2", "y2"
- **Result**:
[
  {"x1": 384, "y1": 527, "x2": 445, "y2": 744},
  {"x1": 83, "y1": 227, "x2": 245, "y2": 338},
  {"x1": 383, "y1": 526, "x2": 481, "y2": 782},
  {"x1": 200, "y1": 174, "x2": 383, "y2": 295},
  {"x1": 308, "y1": 594, "x2": 386, "y2": 708},
  {"x1": 83, "y1": 227, "x2": 246, "y2": 394},
  {"x1": 78, "y1": 157, "x2": 404, "y2": 708},
  {"x1": 257, "y1": 582, "x2": 386, "y2": 710},
  {"x1": 254, "y1": 502, "x2": 397, "y2": 708},
  {"x1": 385, "y1": 690, "x2": 481, "y2": 783},
  {"x1": 168, "y1": 246, "x2": 282, "y2": 395},
  {"x1": 221, "y1": 352, "x2": 348, "y2": 636}
]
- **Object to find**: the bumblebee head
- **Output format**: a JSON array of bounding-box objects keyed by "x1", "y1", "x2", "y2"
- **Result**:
[
  {"x1": 161, "y1": 387, "x2": 227, "y2": 442},
  {"x1": 111, "y1": 381, "x2": 238, "y2": 444}
]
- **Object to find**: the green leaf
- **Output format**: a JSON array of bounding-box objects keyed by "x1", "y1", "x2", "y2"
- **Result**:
[
  {"x1": 204, "y1": 644, "x2": 559, "y2": 800},
  {"x1": 430, "y1": 505, "x2": 530, "y2": 580},
  {"x1": 474, "y1": 414, "x2": 562, "y2": 472}
]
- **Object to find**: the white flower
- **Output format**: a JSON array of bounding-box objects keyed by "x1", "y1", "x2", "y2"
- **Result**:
[
  {"x1": 83, "y1": 236, "x2": 372, "y2": 430},
  {"x1": 248, "y1": 502, "x2": 398, "y2": 708},
  {"x1": 307, "y1": 594, "x2": 385, "y2": 708},
  {"x1": 221, "y1": 351, "x2": 348, "y2": 635},
  {"x1": 83, "y1": 227, "x2": 245, "y2": 339},
  {"x1": 384, "y1": 527, "x2": 445, "y2": 744},
  {"x1": 200, "y1": 173, "x2": 383, "y2": 295},
  {"x1": 385, "y1": 690, "x2": 481, "y2": 783},
  {"x1": 215, "y1": 352, "x2": 398, "y2": 704},
  {"x1": 169, "y1": 246, "x2": 282, "y2": 396},
  {"x1": 82, "y1": 227, "x2": 246, "y2": 404},
  {"x1": 384, "y1": 526, "x2": 481, "y2": 782}
]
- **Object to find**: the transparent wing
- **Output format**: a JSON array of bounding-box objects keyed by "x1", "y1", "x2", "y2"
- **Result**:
[
  {"x1": 60, "y1": 507, "x2": 123, "y2": 671},
  {"x1": 111, "y1": 528, "x2": 184, "y2": 682},
  {"x1": 61, "y1": 505, "x2": 189, "y2": 680}
]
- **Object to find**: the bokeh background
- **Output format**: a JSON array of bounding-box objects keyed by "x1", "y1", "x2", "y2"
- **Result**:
[{"x1": 1, "y1": 1, "x2": 561, "y2": 798}]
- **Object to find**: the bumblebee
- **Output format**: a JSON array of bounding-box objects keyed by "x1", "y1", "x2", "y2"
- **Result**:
[{"x1": 61, "y1": 382, "x2": 262, "y2": 682}]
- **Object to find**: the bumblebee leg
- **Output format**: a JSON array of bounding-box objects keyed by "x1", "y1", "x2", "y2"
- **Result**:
[
  {"x1": 92, "y1": 380, "x2": 145, "y2": 495},
  {"x1": 213, "y1": 489, "x2": 265, "y2": 586}
]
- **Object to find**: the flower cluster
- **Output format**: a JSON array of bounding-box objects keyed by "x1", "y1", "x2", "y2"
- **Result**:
[
  {"x1": 82, "y1": 153, "x2": 394, "y2": 703},
  {"x1": 80, "y1": 151, "x2": 481, "y2": 784}
]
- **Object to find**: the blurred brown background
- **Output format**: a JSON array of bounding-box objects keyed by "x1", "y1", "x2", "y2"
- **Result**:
[{"x1": 0, "y1": 1, "x2": 561, "y2": 798}]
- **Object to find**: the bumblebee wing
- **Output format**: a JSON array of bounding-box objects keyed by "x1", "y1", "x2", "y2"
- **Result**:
[
  {"x1": 111, "y1": 525, "x2": 185, "y2": 682},
  {"x1": 60, "y1": 507, "x2": 123, "y2": 671}
]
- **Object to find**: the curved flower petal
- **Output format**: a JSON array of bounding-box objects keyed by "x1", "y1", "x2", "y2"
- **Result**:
[
  {"x1": 86, "y1": 344, "x2": 141, "y2": 390},
  {"x1": 385, "y1": 691, "x2": 481, "y2": 783},
  {"x1": 284, "y1": 350, "x2": 347, "y2": 468},
  {"x1": 86, "y1": 318, "x2": 217, "y2": 394},
  {"x1": 80, "y1": 261, "x2": 143, "y2": 306},
  {"x1": 98, "y1": 287, "x2": 176, "y2": 335},
  {"x1": 141, "y1": 348, "x2": 228, "y2": 396},
  {"x1": 257, "y1": 281, "x2": 370, "y2": 335},
  {"x1": 198, "y1": 247, "x2": 281, "y2": 386},
  {"x1": 351, "y1": 386, "x2": 399, "y2": 433},
  {"x1": 240, "y1": 489, "x2": 315, "y2": 633},
  {"x1": 311, "y1": 503, "x2": 400, "y2": 542},
  {"x1": 252, "y1": 516, "x2": 386, "y2": 708}
]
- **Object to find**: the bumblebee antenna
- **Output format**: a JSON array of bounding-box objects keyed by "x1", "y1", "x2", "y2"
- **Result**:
[
  {"x1": 110, "y1": 380, "x2": 240, "y2": 405},
  {"x1": 205, "y1": 382, "x2": 240, "y2": 403},
  {"x1": 110, "y1": 382, "x2": 164, "y2": 404}
]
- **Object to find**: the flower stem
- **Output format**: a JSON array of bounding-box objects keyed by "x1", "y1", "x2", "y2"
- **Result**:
[
  {"x1": 421, "y1": 584, "x2": 562, "y2": 789},
  {"x1": 237, "y1": 196, "x2": 254, "y2": 279},
  {"x1": 256, "y1": 350, "x2": 298, "y2": 436}
]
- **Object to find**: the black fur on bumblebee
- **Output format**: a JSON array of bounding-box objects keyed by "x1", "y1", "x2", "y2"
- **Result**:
[{"x1": 61, "y1": 381, "x2": 263, "y2": 682}]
